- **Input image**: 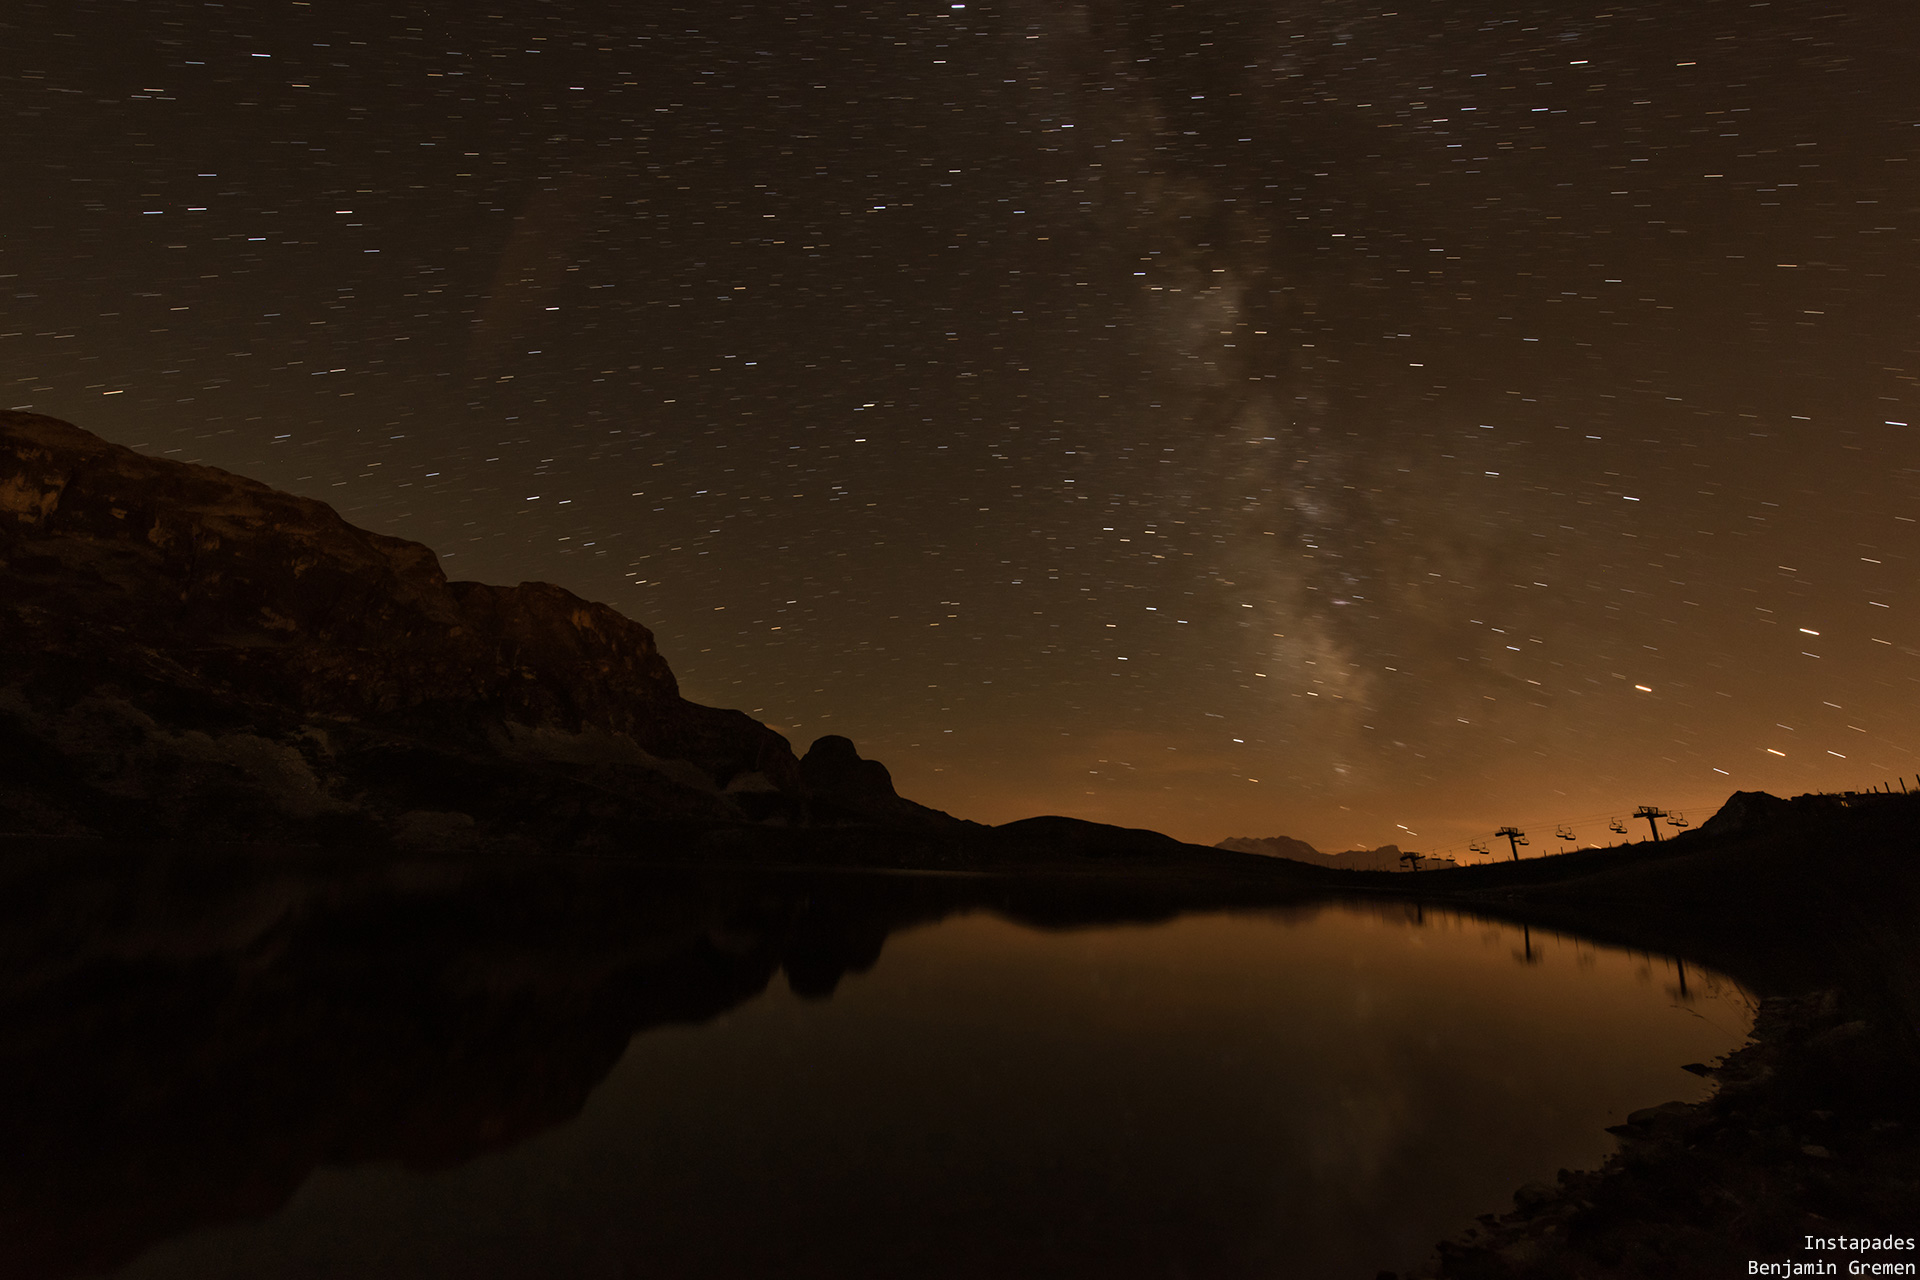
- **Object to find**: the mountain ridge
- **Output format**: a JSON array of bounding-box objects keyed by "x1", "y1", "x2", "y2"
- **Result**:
[
  {"x1": 1216, "y1": 834, "x2": 1461, "y2": 872},
  {"x1": 0, "y1": 411, "x2": 953, "y2": 845}
]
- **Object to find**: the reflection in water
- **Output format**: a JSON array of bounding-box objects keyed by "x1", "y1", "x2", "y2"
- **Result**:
[{"x1": 0, "y1": 846, "x2": 1749, "y2": 1280}]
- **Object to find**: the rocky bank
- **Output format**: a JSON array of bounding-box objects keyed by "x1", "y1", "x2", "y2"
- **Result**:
[{"x1": 1384, "y1": 790, "x2": 1920, "y2": 1279}]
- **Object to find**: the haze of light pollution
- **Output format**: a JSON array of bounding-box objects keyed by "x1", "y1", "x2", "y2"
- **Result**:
[{"x1": 4, "y1": 0, "x2": 1915, "y2": 854}]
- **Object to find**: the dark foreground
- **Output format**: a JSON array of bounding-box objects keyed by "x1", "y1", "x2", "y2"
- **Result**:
[{"x1": 0, "y1": 790, "x2": 1915, "y2": 1280}]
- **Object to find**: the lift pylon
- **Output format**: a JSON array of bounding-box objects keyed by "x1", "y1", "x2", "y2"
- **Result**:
[{"x1": 1493, "y1": 826, "x2": 1527, "y2": 861}]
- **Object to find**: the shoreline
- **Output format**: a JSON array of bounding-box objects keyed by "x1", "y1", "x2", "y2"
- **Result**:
[
  {"x1": 1370, "y1": 795, "x2": 1920, "y2": 1279},
  {"x1": 1397, "y1": 984, "x2": 1918, "y2": 1279}
]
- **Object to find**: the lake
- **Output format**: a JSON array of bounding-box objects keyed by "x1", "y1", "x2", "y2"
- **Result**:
[{"x1": 70, "y1": 875, "x2": 1748, "y2": 1280}]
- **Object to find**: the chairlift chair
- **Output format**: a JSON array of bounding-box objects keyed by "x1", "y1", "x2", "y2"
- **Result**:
[
  {"x1": 1667, "y1": 810, "x2": 1689, "y2": 828},
  {"x1": 1608, "y1": 817, "x2": 1627, "y2": 834}
]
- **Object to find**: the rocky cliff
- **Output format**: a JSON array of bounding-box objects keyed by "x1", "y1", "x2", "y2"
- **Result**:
[{"x1": 0, "y1": 411, "x2": 937, "y2": 844}]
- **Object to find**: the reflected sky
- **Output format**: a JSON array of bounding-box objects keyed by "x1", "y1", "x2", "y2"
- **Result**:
[{"x1": 116, "y1": 905, "x2": 1750, "y2": 1280}]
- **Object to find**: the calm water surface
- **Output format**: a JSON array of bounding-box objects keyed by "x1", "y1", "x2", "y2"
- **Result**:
[{"x1": 115, "y1": 902, "x2": 1748, "y2": 1280}]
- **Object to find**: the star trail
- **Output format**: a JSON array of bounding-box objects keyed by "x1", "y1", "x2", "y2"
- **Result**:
[{"x1": 4, "y1": 0, "x2": 1916, "y2": 850}]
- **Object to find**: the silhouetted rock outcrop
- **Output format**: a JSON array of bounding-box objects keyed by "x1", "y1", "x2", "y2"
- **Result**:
[
  {"x1": 0, "y1": 412, "x2": 928, "y2": 844},
  {"x1": 800, "y1": 734, "x2": 896, "y2": 799},
  {"x1": 798, "y1": 733, "x2": 954, "y2": 827},
  {"x1": 1693, "y1": 788, "x2": 1810, "y2": 840}
]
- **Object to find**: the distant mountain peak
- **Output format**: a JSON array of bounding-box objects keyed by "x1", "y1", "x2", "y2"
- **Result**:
[{"x1": 1215, "y1": 834, "x2": 1455, "y2": 871}]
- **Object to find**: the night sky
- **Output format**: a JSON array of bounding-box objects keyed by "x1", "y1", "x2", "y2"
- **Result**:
[{"x1": 6, "y1": 0, "x2": 1917, "y2": 854}]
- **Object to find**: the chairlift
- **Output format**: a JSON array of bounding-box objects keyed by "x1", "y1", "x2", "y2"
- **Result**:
[
  {"x1": 1555, "y1": 824, "x2": 1576, "y2": 842},
  {"x1": 1469, "y1": 841, "x2": 1489, "y2": 856},
  {"x1": 1667, "y1": 810, "x2": 1689, "y2": 828},
  {"x1": 1608, "y1": 817, "x2": 1627, "y2": 834},
  {"x1": 1515, "y1": 835, "x2": 1530, "y2": 846}
]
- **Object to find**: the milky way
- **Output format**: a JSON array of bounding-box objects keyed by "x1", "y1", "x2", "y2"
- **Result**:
[{"x1": 5, "y1": 0, "x2": 1917, "y2": 850}]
